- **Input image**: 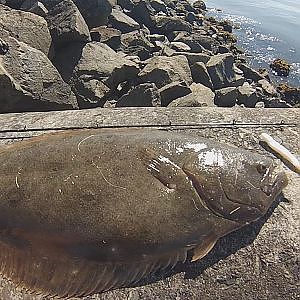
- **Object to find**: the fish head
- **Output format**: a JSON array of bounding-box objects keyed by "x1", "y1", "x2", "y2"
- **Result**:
[{"x1": 183, "y1": 146, "x2": 288, "y2": 224}]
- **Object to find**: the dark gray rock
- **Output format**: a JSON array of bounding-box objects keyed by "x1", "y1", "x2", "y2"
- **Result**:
[
  {"x1": 73, "y1": 76, "x2": 110, "y2": 108},
  {"x1": 237, "y1": 63, "x2": 265, "y2": 82},
  {"x1": 214, "y1": 87, "x2": 237, "y2": 107},
  {"x1": 116, "y1": 83, "x2": 161, "y2": 107},
  {"x1": 237, "y1": 82, "x2": 258, "y2": 107},
  {"x1": 171, "y1": 52, "x2": 211, "y2": 66},
  {"x1": 21, "y1": 0, "x2": 48, "y2": 17},
  {"x1": 0, "y1": 34, "x2": 78, "y2": 113},
  {"x1": 207, "y1": 53, "x2": 236, "y2": 89},
  {"x1": 73, "y1": 0, "x2": 116, "y2": 28},
  {"x1": 90, "y1": 26, "x2": 121, "y2": 49},
  {"x1": 128, "y1": 0, "x2": 155, "y2": 30},
  {"x1": 139, "y1": 55, "x2": 193, "y2": 88},
  {"x1": 154, "y1": 16, "x2": 192, "y2": 35},
  {"x1": 0, "y1": 4, "x2": 52, "y2": 56},
  {"x1": 150, "y1": 0, "x2": 167, "y2": 13},
  {"x1": 193, "y1": 0, "x2": 206, "y2": 11},
  {"x1": 158, "y1": 81, "x2": 191, "y2": 106},
  {"x1": 109, "y1": 9, "x2": 140, "y2": 33},
  {"x1": 43, "y1": 0, "x2": 91, "y2": 47},
  {"x1": 168, "y1": 83, "x2": 215, "y2": 107},
  {"x1": 191, "y1": 62, "x2": 213, "y2": 89},
  {"x1": 121, "y1": 30, "x2": 155, "y2": 60}
]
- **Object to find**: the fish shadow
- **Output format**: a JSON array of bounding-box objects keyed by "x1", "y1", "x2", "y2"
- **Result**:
[{"x1": 133, "y1": 193, "x2": 288, "y2": 287}]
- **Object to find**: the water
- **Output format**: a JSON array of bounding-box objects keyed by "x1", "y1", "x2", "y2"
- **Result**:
[{"x1": 204, "y1": 0, "x2": 300, "y2": 86}]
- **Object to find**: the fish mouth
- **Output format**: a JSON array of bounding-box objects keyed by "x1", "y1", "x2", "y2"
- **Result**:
[{"x1": 261, "y1": 164, "x2": 288, "y2": 198}]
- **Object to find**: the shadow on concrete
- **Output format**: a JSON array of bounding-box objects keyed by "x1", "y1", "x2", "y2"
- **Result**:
[{"x1": 132, "y1": 193, "x2": 288, "y2": 287}]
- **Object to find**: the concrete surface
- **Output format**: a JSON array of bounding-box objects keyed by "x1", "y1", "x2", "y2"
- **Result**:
[{"x1": 0, "y1": 107, "x2": 299, "y2": 300}]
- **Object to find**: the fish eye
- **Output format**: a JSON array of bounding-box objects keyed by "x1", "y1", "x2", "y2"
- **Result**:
[{"x1": 256, "y1": 163, "x2": 268, "y2": 174}]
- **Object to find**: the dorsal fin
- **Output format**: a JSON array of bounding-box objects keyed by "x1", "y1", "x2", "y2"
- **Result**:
[{"x1": 0, "y1": 238, "x2": 189, "y2": 298}]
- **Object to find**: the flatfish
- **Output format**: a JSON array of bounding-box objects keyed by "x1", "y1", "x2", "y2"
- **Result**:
[{"x1": 0, "y1": 129, "x2": 288, "y2": 298}]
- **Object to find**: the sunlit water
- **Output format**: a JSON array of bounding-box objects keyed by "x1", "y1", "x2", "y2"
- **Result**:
[{"x1": 202, "y1": 0, "x2": 300, "y2": 86}]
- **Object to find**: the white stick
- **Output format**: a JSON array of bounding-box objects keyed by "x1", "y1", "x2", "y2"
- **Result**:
[{"x1": 260, "y1": 133, "x2": 300, "y2": 173}]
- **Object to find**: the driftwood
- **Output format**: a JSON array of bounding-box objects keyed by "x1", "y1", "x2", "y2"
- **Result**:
[{"x1": 0, "y1": 107, "x2": 299, "y2": 300}]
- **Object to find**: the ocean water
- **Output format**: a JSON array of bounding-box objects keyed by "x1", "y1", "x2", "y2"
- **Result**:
[{"x1": 204, "y1": 0, "x2": 300, "y2": 86}]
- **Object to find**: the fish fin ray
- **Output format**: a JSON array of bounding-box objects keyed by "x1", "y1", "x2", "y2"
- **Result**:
[
  {"x1": 0, "y1": 239, "x2": 188, "y2": 298},
  {"x1": 139, "y1": 147, "x2": 190, "y2": 190},
  {"x1": 191, "y1": 234, "x2": 218, "y2": 262}
]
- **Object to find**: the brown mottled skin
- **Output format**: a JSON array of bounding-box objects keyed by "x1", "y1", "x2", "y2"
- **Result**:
[{"x1": 0, "y1": 129, "x2": 287, "y2": 298}]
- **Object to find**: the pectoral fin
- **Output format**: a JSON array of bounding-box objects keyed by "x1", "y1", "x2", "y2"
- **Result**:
[
  {"x1": 139, "y1": 147, "x2": 189, "y2": 190},
  {"x1": 191, "y1": 234, "x2": 218, "y2": 262}
]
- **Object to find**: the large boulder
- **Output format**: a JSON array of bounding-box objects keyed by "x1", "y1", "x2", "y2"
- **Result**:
[
  {"x1": 139, "y1": 55, "x2": 193, "y2": 88},
  {"x1": 154, "y1": 16, "x2": 192, "y2": 35},
  {"x1": 214, "y1": 87, "x2": 238, "y2": 107},
  {"x1": 237, "y1": 82, "x2": 258, "y2": 107},
  {"x1": 0, "y1": 4, "x2": 52, "y2": 56},
  {"x1": 207, "y1": 53, "x2": 236, "y2": 90},
  {"x1": 57, "y1": 42, "x2": 139, "y2": 107},
  {"x1": 168, "y1": 83, "x2": 215, "y2": 107},
  {"x1": 90, "y1": 26, "x2": 121, "y2": 50},
  {"x1": 41, "y1": 0, "x2": 91, "y2": 47},
  {"x1": 0, "y1": 34, "x2": 78, "y2": 113},
  {"x1": 171, "y1": 52, "x2": 211, "y2": 66},
  {"x1": 20, "y1": 0, "x2": 48, "y2": 17},
  {"x1": 109, "y1": 8, "x2": 140, "y2": 33},
  {"x1": 121, "y1": 30, "x2": 155, "y2": 60},
  {"x1": 72, "y1": 0, "x2": 116, "y2": 28},
  {"x1": 116, "y1": 82, "x2": 161, "y2": 107},
  {"x1": 158, "y1": 81, "x2": 191, "y2": 106},
  {"x1": 191, "y1": 62, "x2": 213, "y2": 89}
]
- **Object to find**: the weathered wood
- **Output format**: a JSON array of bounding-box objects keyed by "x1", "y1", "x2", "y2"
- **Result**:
[{"x1": 0, "y1": 107, "x2": 299, "y2": 300}]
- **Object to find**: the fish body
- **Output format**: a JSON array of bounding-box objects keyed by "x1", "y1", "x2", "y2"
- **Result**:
[{"x1": 0, "y1": 129, "x2": 287, "y2": 298}]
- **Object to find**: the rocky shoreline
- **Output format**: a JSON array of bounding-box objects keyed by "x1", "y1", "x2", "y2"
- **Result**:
[{"x1": 0, "y1": 0, "x2": 299, "y2": 113}]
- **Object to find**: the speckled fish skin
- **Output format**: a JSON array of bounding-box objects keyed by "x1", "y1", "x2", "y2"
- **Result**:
[{"x1": 0, "y1": 129, "x2": 288, "y2": 298}]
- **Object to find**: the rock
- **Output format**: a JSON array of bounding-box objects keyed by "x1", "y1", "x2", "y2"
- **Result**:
[
  {"x1": 73, "y1": 76, "x2": 110, "y2": 108},
  {"x1": 214, "y1": 87, "x2": 237, "y2": 107},
  {"x1": 154, "y1": 16, "x2": 192, "y2": 35},
  {"x1": 265, "y1": 98, "x2": 291, "y2": 108},
  {"x1": 237, "y1": 82, "x2": 258, "y2": 107},
  {"x1": 191, "y1": 62, "x2": 213, "y2": 89},
  {"x1": 0, "y1": 4, "x2": 52, "y2": 56},
  {"x1": 174, "y1": 34, "x2": 216, "y2": 53},
  {"x1": 138, "y1": 55, "x2": 192, "y2": 88},
  {"x1": 1, "y1": 0, "x2": 23, "y2": 8},
  {"x1": 270, "y1": 58, "x2": 291, "y2": 77},
  {"x1": 237, "y1": 63, "x2": 265, "y2": 82},
  {"x1": 90, "y1": 26, "x2": 121, "y2": 50},
  {"x1": 128, "y1": 0, "x2": 155, "y2": 30},
  {"x1": 276, "y1": 83, "x2": 300, "y2": 107},
  {"x1": 207, "y1": 53, "x2": 235, "y2": 90},
  {"x1": 158, "y1": 81, "x2": 191, "y2": 106},
  {"x1": 171, "y1": 52, "x2": 210, "y2": 66},
  {"x1": 73, "y1": 42, "x2": 139, "y2": 90},
  {"x1": 147, "y1": 34, "x2": 169, "y2": 43},
  {"x1": 109, "y1": 9, "x2": 140, "y2": 33},
  {"x1": 150, "y1": 0, "x2": 167, "y2": 13},
  {"x1": 121, "y1": 30, "x2": 155, "y2": 60},
  {"x1": 170, "y1": 41, "x2": 191, "y2": 52},
  {"x1": 116, "y1": 83, "x2": 161, "y2": 107},
  {"x1": 192, "y1": 0, "x2": 206, "y2": 11},
  {"x1": 0, "y1": 34, "x2": 78, "y2": 113},
  {"x1": 257, "y1": 79, "x2": 277, "y2": 96},
  {"x1": 168, "y1": 83, "x2": 215, "y2": 107},
  {"x1": 21, "y1": 0, "x2": 48, "y2": 17},
  {"x1": 72, "y1": 0, "x2": 116, "y2": 28},
  {"x1": 43, "y1": 0, "x2": 91, "y2": 47},
  {"x1": 117, "y1": 0, "x2": 134, "y2": 10}
]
